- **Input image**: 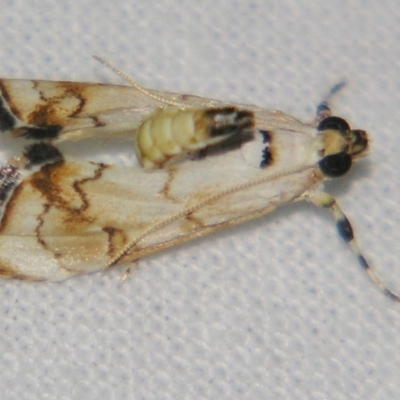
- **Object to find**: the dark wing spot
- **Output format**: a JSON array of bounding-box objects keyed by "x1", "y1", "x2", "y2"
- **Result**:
[
  {"x1": 259, "y1": 130, "x2": 271, "y2": 143},
  {"x1": 198, "y1": 129, "x2": 254, "y2": 158},
  {"x1": 260, "y1": 146, "x2": 273, "y2": 168},
  {"x1": 24, "y1": 143, "x2": 64, "y2": 166},
  {"x1": 0, "y1": 97, "x2": 16, "y2": 132},
  {"x1": 21, "y1": 125, "x2": 63, "y2": 140}
]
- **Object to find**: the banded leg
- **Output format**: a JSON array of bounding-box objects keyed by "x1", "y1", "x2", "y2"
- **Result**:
[
  {"x1": 315, "y1": 82, "x2": 347, "y2": 124},
  {"x1": 308, "y1": 190, "x2": 400, "y2": 302}
]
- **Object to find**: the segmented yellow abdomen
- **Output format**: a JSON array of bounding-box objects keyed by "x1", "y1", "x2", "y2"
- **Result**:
[{"x1": 135, "y1": 106, "x2": 254, "y2": 168}]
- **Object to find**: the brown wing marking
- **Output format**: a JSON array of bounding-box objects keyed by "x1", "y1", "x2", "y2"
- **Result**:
[{"x1": 102, "y1": 226, "x2": 128, "y2": 259}]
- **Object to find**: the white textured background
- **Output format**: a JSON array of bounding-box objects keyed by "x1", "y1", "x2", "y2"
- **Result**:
[{"x1": 1, "y1": 1, "x2": 400, "y2": 399}]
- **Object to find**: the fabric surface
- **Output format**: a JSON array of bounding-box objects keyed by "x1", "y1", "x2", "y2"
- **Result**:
[{"x1": 1, "y1": 1, "x2": 400, "y2": 399}]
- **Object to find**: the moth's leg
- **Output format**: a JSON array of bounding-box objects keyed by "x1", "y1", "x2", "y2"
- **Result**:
[
  {"x1": 307, "y1": 190, "x2": 400, "y2": 302},
  {"x1": 314, "y1": 82, "x2": 347, "y2": 124},
  {"x1": 121, "y1": 260, "x2": 140, "y2": 282}
]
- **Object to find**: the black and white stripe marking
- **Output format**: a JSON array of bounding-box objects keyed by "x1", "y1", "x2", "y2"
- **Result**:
[{"x1": 259, "y1": 130, "x2": 273, "y2": 168}]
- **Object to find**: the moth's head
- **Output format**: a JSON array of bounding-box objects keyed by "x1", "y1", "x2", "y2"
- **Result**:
[{"x1": 317, "y1": 116, "x2": 369, "y2": 178}]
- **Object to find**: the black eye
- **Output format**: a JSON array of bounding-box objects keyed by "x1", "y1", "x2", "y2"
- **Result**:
[
  {"x1": 319, "y1": 152, "x2": 352, "y2": 177},
  {"x1": 317, "y1": 116, "x2": 350, "y2": 133}
]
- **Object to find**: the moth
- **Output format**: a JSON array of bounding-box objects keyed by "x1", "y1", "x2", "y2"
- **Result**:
[{"x1": 0, "y1": 57, "x2": 397, "y2": 302}]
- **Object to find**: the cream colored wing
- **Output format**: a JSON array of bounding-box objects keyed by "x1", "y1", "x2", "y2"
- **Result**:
[
  {"x1": 0, "y1": 79, "x2": 310, "y2": 143},
  {"x1": 0, "y1": 139, "x2": 319, "y2": 281}
]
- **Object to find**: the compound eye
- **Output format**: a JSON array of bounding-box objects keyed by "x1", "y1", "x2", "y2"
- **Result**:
[
  {"x1": 317, "y1": 116, "x2": 350, "y2": 133},
  {"x1": 319, "y1": 152, "x2": 352, "y2": 177}
]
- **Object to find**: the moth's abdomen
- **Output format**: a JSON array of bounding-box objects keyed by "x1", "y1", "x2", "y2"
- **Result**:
[{"x1": 135, "y1": 106, "x2": 254, "y2": 168}]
